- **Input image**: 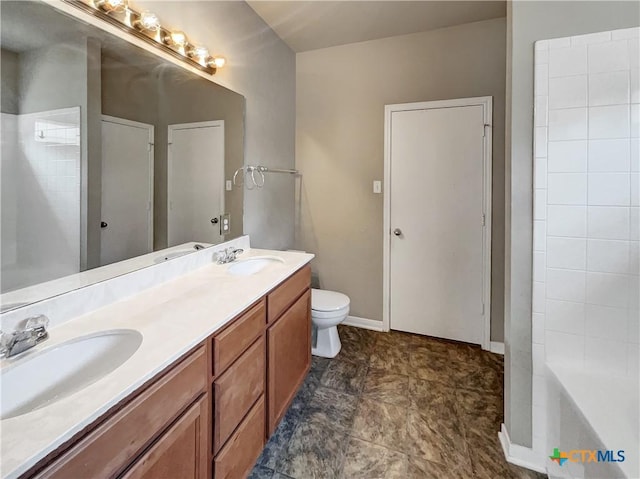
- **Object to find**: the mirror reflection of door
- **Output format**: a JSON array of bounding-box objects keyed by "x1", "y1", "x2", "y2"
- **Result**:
[
  {"x1": 100, "y1": 116, "x2": 154, "y2": 266},
  {"x1": 167, "y1": 121, "x2": 225, "y2": 247}
]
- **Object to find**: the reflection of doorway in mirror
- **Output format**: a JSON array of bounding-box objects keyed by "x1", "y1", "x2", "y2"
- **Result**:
[
  {"x1": 100, "y1": 116, "x2": 154, "y2": 267},
  {"x1": 167, "y1": 121, "x2": 225, "y2": 247}
]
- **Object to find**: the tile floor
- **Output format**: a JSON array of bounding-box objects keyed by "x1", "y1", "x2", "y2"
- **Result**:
[{"x1": 250, "y1": 326, "x2": 547, "y2": 479}]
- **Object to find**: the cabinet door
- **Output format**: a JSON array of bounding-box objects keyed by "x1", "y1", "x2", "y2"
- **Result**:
[
  {"x1": 267, "y1": 289, "x2": 311, "y2": 435},
  {"x1": 120, "y1": 396, "x2": 208, "y2": 479}
]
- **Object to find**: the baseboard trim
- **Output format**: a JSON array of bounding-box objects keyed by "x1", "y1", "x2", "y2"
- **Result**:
[
  {"x1": 342, "y1": 316, "x2": 385, "y2": 332},
  {"x1": 498, "y1": 424, "x2": 546, "y2": 474},
  {"x1": 490, "y1": 341, "x2": 505, "y2": 355}
]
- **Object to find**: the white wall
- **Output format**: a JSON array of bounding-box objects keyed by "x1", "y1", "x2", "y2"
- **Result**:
[
  {"x1": 136, "y1": 1, "x2": 297, "y2": 250},
  {"x1": 532, "y1": 27, "x2": 639, "y2": 466}
]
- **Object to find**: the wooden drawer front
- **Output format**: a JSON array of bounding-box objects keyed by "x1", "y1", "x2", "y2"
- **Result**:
[
  {"x1": 120, "y1": 395, "x2": 208, "y2": 479},
  {"x1": 213, "y1": 299, "x2": 265, "y2": 376},
  {"x1": 38, "y1": 347, "x2": 207, "y2": 479},
  {"x1": 267, "y1": 290, "x2": 311, "y2": 435},
  {"x1": 214, "y1": 396, "x2": 265, "y2": 479},
  {"x1": 267, "y1": 265, "x2": 311, "y2": 323},
  {"x1": 214, "y1": 336, "x2": 265, "y2": 453}
]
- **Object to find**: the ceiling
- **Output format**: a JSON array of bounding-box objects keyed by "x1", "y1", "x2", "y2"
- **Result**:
[{"x1": 246, "y1": 1, "x2": 507, "y2": 53}]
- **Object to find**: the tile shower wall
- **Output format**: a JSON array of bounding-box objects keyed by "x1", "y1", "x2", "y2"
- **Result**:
[
  {"x1": 532, "y1": 27, "x2": 640, "y2": 462},
  {"x1": 1, "y1": 107, "x2": 81, "y2": 292}
]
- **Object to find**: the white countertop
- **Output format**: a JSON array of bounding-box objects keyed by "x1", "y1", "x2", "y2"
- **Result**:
[{"x1": 0, "y1": 248, "x2": 313, "y2": 479}]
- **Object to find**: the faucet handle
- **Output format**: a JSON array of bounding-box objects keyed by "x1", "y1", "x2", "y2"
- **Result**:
[{"x1": 24, "y1": 314, "x2": 49, "y2": 331}]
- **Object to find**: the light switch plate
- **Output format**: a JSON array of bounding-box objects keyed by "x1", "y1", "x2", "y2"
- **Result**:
[
  {"x1": 373, "y1": 180, "x2": 382, "y2": 194},
  {"x1": 225, "y1": 180, "x2": 232, "y2": 191}
]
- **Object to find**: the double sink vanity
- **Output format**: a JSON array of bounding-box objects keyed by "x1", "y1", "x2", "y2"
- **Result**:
[{"x1": 0, "y1": 244, "x2": 314, "y2": 479}]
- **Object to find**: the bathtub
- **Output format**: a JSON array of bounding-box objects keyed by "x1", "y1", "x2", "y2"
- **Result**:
[{"x1": 546, "y1": 363, "x2": 639, "y2": 479}]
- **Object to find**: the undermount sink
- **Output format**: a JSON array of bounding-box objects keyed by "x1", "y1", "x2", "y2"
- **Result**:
[
  {"x1": 1, "y1": 329, "x2": 142, "y2": 420},
  {"x1": 227, "y1": 256, "x2": 285, "y2": 276}
]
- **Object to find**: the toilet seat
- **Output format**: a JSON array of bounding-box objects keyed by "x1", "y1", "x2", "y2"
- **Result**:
[{"x1": 311, "y1": 288, "x2": 349, "y2": 312}]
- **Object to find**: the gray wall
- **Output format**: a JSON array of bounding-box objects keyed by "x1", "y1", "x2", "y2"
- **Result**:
[
  {"x1": 136, "y1": 0, "x2": 297, "y2": 250},
  {"x1": 505, "y1": 0, "x2": 640, "y2": 447},
  {"x1": 296, "y1": 18, "x2": 507, "y2": 340},
  {"x1": 1, "y1": 48, "x2": 19, "y2": 114}
]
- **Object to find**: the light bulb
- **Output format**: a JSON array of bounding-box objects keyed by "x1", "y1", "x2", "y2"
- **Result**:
[
  {"x1": 138, "y1": 11, "x2": 160, "y2": 31},
  {"x1": 190, "y1": 45, "x2": 209, "y2": 59},
  {"x1": 95, "y1": 0, "x2": 127, "y2": 12},
  {"x1": 208, "y1": 56, "x2": 226, "y2": 69},
  {"x1": 169, "y1": 31, "x2": 187, "y2": 47}
]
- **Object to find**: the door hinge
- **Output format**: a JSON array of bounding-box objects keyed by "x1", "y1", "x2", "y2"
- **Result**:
[
  {"x1": 147, "y1": 142, "x2": 154, "y2": 152},
  {"x1": 482, "y1": 214, "x2": 486, "y2": 226},
  {"x1": 483, "y1": 123, "x2": 491, "y2": 138},
  {"x1": 482, "y1": 303, "x2": 485, "y2": 315}
]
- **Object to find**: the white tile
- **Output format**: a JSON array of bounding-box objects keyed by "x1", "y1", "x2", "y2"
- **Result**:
[
  {"x1": 545, "y1": 330, "x2": 584, "y2": 365},
  {"x1": 547, "y1": 269, "x2": 586, "y2": 302},
  {"x1": 534, "y1": 189, "x2": 547, "y2": 220},
  {"x1": 534, "y1": 251, "x2": 546, "y2": 282},
  {"x1": 631, "y1": 208, "x2": 640, "y2": 242},
  {"x1": 611, "y1": 27, "x2": 640, "y2": 40},
  {"x1": 588, "y1": 40, "x2": 629, "y2": 74},
  {"x1": 585, "y1": 337, "x2": 628, "y2": 374},
  {"x1": 629, "y1": 311, "x2": 640, "y2": 344},
  {"x1": 630, "y1": 275, "x2": 639, "y2": 310},
  {"x1": 631, "y1": 67, "x2": 639, "y2": 104},
  {"x1": 549, "y1": 37, "x2": 571, "y2": 50},
  {"x1": 534, "y1": 127, "x2": 548, "y2": 158},
  {"x1": 632, "y1": 139, "x2": 639, "y2": 172},
  {"x1": 533, "y1": 281, "x2": 546, "y2": 314},
  {"x1": 588, "y1": 173, "x2": 630, "y2": 206},
  {"x1": 547, "y1": 205, "x2": 587, "y2": 237},
  {"x1": 532, "y1": 343, "x2": 545, "y2": 376},
  {"x1": 588, "y1": 105, "x2": 630, "y2": 139},
  {"x1": 632, "y1": 173, "x2": 640, "y2": 207},
  {"x1": 588, "y1": 71, "x2": 630, "y2": 106},
  {"x1": 533, "y1": 312, "x2": 545, "y2": 344},
  {"x1": 549, "y1": 45, "x2": 587, "y2": 77},
  {"x1": 535, "y1": 39, "x2": 549, "y2": 51},
  {"x1": 586, "y1": 272, "x2": 630, "y2": 308},
  {"x1": 547, "y1": 237, "x2": 587, "y2": 270},
  {"x1": 532, "y1": 374, "x2": 547, "y2": 407},
  {"x1": 630, "y1": 241, "x2": 639, "y2": 275},
  {"x1": 546, "y1": 299, "x2": 585, "y2": 334},
  {"x1": 534, "y1": 220, "x2": 547, "y2": 251},
  {"x1": 535, "y1": 159, "x2": 547, "y2": 188},
  {"x1": 587, "y1": 206, "x2": 630, "y2": 240},
  {"x1": 549, "y1": 76, "x2": 588, "y2": 109},
  {"x1": 535, "y1": 49, "x2": 549, "y2": 65},
  {"x1": 532, "y1": 405, "x2": 547, "y2": 439},
  {"x1": 587, "y1": 239, "x2": 630, "y2": 274},
  {"x1": 572, "y1": 31, "x2": 611, "y2": 45},
  {"x1": 535, "y1": 64, "x2": 549, "y2": 96},
  {"x1": 588, "y1": 139, "x2": 630, "y2": 172},
  {"x1": 547, "y1": 140, "x2": 587, "y2": 173},
  {"x1": 632, "y1": 104, "x2": 640, "y2": 139},
  {"x1": 549, "y1": 108, "x2": 588, "y2": 141},
  {"x1": 586, "y1": 304, "x2": 628, "y2": 341},
  {"x1": 535, "y1": 96, "x2": 548, "y2": 127},
  {"x1": 547, "y1": 173, "x2": 587, "y2": 205}
]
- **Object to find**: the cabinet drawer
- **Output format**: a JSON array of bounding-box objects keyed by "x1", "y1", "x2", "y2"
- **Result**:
[
  {"x1": 213, "y1": 299, "x2": 265, "y2": 376},
  {"x1": 120, "y1": 395, "x2": 208, "y2": 479},
  {"x1": 214, "y1": 396, "x2": 265, "y2": 479},
  {"x1": 267, "y1": 265, "x2": 310, "y2": 323},
  {"x1": 37, "y1": 347, "x2": 207, "y2": 479},
  {"x1": 214, "y1": 336, "x2": 265, "y2": 453}
]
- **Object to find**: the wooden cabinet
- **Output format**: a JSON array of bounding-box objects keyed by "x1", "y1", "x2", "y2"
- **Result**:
[
  {"x1": 22, "y1": 262, "x2": 312, "y2": 479},
  {"x1": 267, "y1": 270, "x2": 311, "y2": 435}
]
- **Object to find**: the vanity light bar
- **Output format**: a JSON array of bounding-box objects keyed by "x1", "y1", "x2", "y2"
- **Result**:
[{"x1": 63, "y1": 0, "x2": 226, "y2": 75}]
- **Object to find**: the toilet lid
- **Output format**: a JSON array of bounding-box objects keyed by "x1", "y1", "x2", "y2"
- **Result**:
[{"x1": 311, "y1": 288, "x2": 350, "y2": 312}]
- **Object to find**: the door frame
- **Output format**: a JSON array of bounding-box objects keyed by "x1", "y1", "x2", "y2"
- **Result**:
[
  {"x1": 101, "y1": 114, "x2": 154, "y2": 252},
  {"x1": 167, "y1": 120, "x2": 225, "y2": 246},
  {"x1": 382, "y1": 96, "x2": 493, "y2": 350}
]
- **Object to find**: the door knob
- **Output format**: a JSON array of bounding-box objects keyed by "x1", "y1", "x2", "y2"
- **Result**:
[
  {"x1": 393, "y1": 228, "x2": 402, "y2": 236},
  {"x1": 100, "y1": 221, "x2": 108, "y2": 229},
  {"x1": 211, "y1": 218, "x2": 219, "y2": 224}
]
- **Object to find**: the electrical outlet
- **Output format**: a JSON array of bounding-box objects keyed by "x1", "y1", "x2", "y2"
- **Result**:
[
  {"x1": 373, "y1": 180, "x2": 382, "y2": 194},
  {"x1": 221, "y1": 213, "x2": 230, "y2": 233},
  {"x1": 225, "y1": 180, "x2": 232, "y2": 191}
]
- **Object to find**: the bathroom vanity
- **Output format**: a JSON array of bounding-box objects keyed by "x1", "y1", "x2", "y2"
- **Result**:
[{"x1": 1, "y1": 247, "x2": 313, "y2": 479}]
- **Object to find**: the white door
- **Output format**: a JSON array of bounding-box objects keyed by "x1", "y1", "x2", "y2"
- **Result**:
[
  {"x1": 168, "y1": 121, "x2": 224, "y2": 246},
  {"x1": 100, "y1": 116, "x2": 154, "y2": 266},
  {"x1": 384, "y1": 98, "x2": 492, "y2": 348}
]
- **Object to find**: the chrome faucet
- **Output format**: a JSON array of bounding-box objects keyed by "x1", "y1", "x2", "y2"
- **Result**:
[
  {"x1": 215, "y1": 247, "x2": 244, "y2": 264},
  {"x1": 0, "y1": 315, "x2": 50, "y2": 359},
  {"x1": 193, "y1": 244, "x2": 206, "y2": 250}
]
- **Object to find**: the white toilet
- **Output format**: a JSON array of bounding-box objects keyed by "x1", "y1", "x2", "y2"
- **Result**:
[{"x1": 311, "y1": 288, "x2": 350, "y2": 358}]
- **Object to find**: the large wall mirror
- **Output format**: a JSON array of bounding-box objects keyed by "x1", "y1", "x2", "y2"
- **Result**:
[{"x1": 0, "y1": 0, "x2": 245, "y2": 311}]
